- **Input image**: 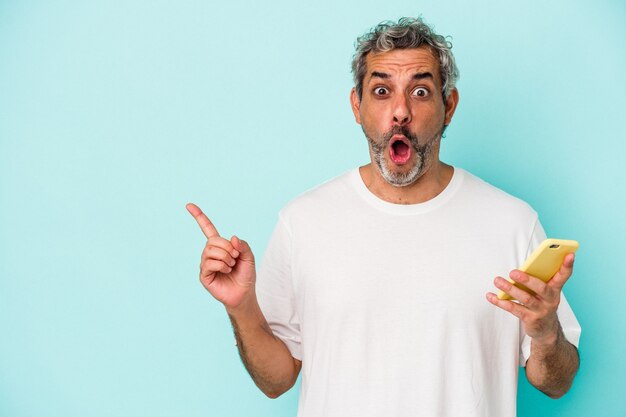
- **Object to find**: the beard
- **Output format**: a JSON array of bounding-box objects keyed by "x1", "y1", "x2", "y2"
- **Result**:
[{"x1": 363, "y1": 124, "x2": 444, "y2": 187}]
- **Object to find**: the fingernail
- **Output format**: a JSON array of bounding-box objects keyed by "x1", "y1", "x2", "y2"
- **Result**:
[
  {"x1": 510, "y1": 271, "x2": 519, "y2": 279},
  {"x1": 232, "y1": 250, "x2": 240, "y2": 257},
  {"x1": 229, "y1": 259, "x2": 236, "y2": 266}
]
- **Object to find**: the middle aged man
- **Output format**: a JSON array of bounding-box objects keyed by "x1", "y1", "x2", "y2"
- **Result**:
[{"x1": 187, "y1": 17, "x2": 581, "y2": 417}]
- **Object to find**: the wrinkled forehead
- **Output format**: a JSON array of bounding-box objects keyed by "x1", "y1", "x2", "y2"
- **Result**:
[{"x1": 364, "y1": 47, "x2": 442, "y2": 86}]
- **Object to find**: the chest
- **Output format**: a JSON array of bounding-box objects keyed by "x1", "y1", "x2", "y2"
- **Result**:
[{"x1": 291, "y1": 213, "x2": 518, "y2": 329}]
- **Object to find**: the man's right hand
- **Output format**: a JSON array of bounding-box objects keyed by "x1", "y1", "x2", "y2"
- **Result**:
[
  {"x1": 186, "y1": 203, "x2": 256, "y2": 310},
  {"x1": 186, "y1": 203, "x2": 300, "y2": 398}
]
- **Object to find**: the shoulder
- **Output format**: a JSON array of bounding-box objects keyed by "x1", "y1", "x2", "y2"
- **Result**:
[
  {"x1": 278, "y1": 169, "x2": 357, "y2": 220},
  {"x1": 455, "y1": 167, "x2": 538, "y2": 222}
]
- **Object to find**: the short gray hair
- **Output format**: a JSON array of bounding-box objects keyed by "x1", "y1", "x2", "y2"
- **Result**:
[{"x1": 351, "y1": 17, "x2": 459, "y2": 100}]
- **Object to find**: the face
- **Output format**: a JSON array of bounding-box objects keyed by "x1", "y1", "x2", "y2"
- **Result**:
[{"x1": 351, "y1": 47, "x2": 458, "y2": 187}]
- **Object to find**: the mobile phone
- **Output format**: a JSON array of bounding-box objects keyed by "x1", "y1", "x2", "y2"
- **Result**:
[{"x1": 497, "y1": 238, "x2": 579, "y2": 300}]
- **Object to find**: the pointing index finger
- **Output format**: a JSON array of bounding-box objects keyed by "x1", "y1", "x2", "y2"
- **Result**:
[{"x1": 186, "y1": 203, "x2": 219, "y2": 239}]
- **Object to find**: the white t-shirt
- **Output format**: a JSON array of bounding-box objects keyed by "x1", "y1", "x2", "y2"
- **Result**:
[{"x1": 256, "y1": 167, "x2": 581, "y2": 417}]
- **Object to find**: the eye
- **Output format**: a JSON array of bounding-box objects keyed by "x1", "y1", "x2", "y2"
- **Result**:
[
  {"x1": 412, "y1": 87, "x2": 429, "y2": 97},
  {"x1": 373, "y1": 87, "x2": 389, "y2": 96}
]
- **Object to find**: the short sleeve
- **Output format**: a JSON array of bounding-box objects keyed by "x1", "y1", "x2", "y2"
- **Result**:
[
  {"x1": 519, "y1": 219, "x2": 582, "y2": 366},
  {"x1": 256, "y1": 213, "x2": 303, "y2": 360}
]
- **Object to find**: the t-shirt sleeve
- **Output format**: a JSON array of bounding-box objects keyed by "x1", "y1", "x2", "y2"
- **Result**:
[
  {"x1": 519, "y1": 219, "x2": 582, "y2": 366},
  {"x1": 256, "y1": 213, "x2": 303, "y2": 361}
]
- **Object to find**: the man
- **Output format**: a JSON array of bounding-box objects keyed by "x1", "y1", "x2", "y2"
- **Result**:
[{"x1": 187, "y1": 17, "x2": 580, "y2": 416}]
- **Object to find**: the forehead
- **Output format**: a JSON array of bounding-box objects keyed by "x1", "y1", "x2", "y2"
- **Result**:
[{"x1": 364, "y1": 46, "x2": 441, "y2": 83}]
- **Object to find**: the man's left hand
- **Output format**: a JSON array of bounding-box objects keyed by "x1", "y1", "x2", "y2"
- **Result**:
[{"x1": 486, "y1": 253, "x2": 575, "y2": 342}]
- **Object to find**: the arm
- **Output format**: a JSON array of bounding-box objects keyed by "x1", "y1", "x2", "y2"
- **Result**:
[
  {"x1": 227, "y1": 292, "x2": 302, "y2": 398},
  {"x1": 186, "y1": 203, "x2": 301, "y2": 398},
  {"x1": 487, "y1": 253, "x2": 580, "y2": 398},
  {"x1": 524, "y1": 321, "x2": 579, "y2": 398}
]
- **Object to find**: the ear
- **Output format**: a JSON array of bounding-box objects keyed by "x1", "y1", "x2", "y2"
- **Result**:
[
  {"x1": 444, "y1": 88, "x2": 459, "y2": 126},
  {"x1": 350, "y1": 88, "x2": 362, "y2": 125}
]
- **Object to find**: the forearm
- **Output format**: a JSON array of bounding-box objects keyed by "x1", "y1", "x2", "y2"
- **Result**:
[
  {"x1": 525, "y1": 322, "x2": 579, "y2": 398},
  {"x1": 226, "y1": 292, "x2": 300, "y2": 398}
]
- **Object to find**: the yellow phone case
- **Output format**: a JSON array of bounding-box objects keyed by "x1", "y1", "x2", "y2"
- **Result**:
[{"x1": 497, "y1": 238, "x2": 579, "y2": 300}]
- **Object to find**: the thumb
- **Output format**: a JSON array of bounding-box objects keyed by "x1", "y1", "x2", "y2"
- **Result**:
[
  {"x1": 231, "y1": 235, "x2": 255, "y2": 262},
  {"x1": 549, "y1": 253, "x2": 575, "y2": 290}
]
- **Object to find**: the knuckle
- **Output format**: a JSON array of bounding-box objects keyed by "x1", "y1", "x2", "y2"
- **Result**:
[
  {"x1": 212, "y1": 237, "x2": 229, "y2": 250},
  {"x1": 536, "y1": 282, "x2": 547, "y2": 294},
  {"x1": 544, "y1": 288, "x2": 557, "y2": 302},
  {"x1": 205, "y1": 246, "x2": 226, "y2": 260}
]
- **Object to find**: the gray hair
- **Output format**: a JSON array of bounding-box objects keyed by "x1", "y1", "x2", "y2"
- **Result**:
[{"x1": 351, "y1": 17, "x2": 459, "y2": 100}]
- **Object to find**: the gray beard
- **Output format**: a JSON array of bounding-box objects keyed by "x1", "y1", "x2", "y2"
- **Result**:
[{"x1": 364, "y1": 125, "x2": 443, "y2": 188}]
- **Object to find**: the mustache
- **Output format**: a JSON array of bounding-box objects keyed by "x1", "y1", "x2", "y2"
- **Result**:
[{"x1": 382, "y1": 126, "x2": 420, "y2": 149}]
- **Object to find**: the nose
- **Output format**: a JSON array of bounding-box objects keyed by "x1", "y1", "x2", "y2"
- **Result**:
[{"x1": 392, "y1": 94, "x2": 411, "y2": 125}]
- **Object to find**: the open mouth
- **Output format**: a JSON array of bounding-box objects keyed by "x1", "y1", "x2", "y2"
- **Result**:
[{"x1": 389, "y1": 136, "x2": 412, "y2": 165}]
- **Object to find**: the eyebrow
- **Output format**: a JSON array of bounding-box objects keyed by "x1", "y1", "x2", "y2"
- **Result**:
[
  {"x1": 370, "y1": 71, "x2": 390, "y2": 79},
  {"x1": 369, "y1": 71, "x2": 434, "y2": 81},
  {"x1": 413, "y1": 72, "x2": 434, "y2": 80}
]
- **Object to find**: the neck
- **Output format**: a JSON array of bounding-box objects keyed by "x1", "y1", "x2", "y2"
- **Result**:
[{"x1": 359, "y1": 161, "x2": 454, "y2": 205}]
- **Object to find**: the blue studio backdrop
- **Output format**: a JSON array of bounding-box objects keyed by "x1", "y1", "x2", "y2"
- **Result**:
[{"x1": 1, "y1": 1, "x2": 625, "y2": 416}]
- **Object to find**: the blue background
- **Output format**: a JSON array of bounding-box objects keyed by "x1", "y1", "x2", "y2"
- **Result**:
[{"x1": 1, "y1": 1, "x2": 624, "y2": 416}]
